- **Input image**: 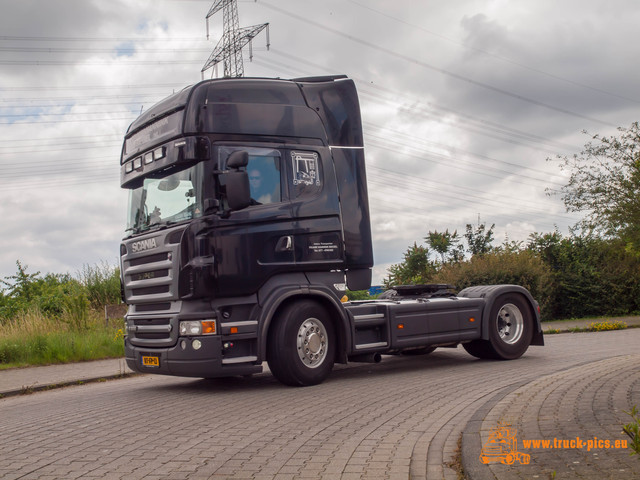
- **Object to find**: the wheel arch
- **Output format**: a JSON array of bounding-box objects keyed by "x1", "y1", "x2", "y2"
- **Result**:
[
  {"x1": 458, "y1": 285, "x2": 543, "y2": 346},
  {"x1": 257, "y1": 286, "x2": 351, "y2": 364}
]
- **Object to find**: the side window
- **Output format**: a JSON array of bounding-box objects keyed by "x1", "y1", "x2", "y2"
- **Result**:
[
  {"x1": 290, "y1": 150, "x2": 322, "y2": 198},
  {"x1": 218, "y1": 147, "x2": 282, "y2": 206},
  {"x1": 248, "y1": 154, "x2": 281, "y2": 205}
]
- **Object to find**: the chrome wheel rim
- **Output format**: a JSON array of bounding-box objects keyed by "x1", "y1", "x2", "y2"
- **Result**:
[
  {"x1": 496, "y1": 303, "x2": 524, "y2": 344},
  {"x1": 297, "y1": 318, "x2": 328, "y2": 368}
]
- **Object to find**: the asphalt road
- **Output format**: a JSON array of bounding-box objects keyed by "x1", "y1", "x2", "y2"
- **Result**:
[{"x1": 1, "y1": 329, "x2": 638, "y2": 480}]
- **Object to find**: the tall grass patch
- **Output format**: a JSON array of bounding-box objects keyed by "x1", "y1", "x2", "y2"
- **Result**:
[{"x1": 0, "y1": 309, "x2": 124, "y2": 369}]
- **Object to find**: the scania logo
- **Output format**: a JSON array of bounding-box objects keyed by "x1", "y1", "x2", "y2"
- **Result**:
[{"x1": 131, "y1": 238, "x2": 158, "y2": 253}]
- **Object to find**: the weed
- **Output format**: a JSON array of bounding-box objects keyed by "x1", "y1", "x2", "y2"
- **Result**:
[
  {"x1": 622, "y1": 405, "x2": 640, "y2": 456},
  {"x1": 445, "y1": 434, "x2": 465, "y2": 480},
  {"x1": 20, "y1": 385, "x2": 34, "y2": 395}
]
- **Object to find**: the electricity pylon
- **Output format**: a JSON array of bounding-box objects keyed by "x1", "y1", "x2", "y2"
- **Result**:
[{"x1": 201, "y1": 0, "x2": 270, "y2": 79}]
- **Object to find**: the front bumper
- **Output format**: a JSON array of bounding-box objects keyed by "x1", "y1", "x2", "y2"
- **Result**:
[{"x1": 125, "y1": 336, "x2": 263, "y2": 378}]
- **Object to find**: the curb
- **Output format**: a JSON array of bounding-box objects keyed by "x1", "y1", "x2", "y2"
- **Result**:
[
  {"x1": 461, "y1": 382, "x2": 527, "y2": 480},
  {"x1": 0, "y1": 372, "x2": 139, "y2": 399}
]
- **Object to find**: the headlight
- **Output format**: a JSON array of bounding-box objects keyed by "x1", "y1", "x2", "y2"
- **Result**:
[{"x1": 179, "y1": 320, "x2": 216, "y2": 336}]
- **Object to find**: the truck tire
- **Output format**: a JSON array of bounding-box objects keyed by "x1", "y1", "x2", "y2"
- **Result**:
[
  {"x1": 267, "y1": 300, "x2": 336, "y2": 386},
  {"x1": 463, "y1": 293, "x2": 533, "y2": 360}
]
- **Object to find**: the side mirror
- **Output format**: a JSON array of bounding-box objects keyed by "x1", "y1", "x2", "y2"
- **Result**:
[
  {"x1": 223, "y1": 151, "x2": 250, "y2": 211},
  {"x1": 225, "y1": 171, "x2": 251, "y2": 211}
]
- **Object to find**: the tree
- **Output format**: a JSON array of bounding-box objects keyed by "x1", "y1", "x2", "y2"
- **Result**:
[
  {"x1": 549, "y1": 122, "x2": 640, "y2": 254},
  {"x1": 1, "y1": 261, "x2": 40, "y2": 302},
  {"x1": 465, "y1": 222, "x2": 495, "y2": 256},
  {"x1": 425, "y1": 229, "x2": 463, "y2": 264},
  {"x1": 384, "y1": 242, "x2": 436, "y2": 287}
]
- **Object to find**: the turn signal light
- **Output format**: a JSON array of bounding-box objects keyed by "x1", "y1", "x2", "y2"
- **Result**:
[{"x1": 201, "y1": 321, "x2": 216, "y2": 335}]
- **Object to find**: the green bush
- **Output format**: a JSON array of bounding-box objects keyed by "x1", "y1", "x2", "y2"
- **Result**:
[
  {"x1": 528, "y1": 234, "x2": 640, "y2": 320},
  {"x1": 1, "y1": 260, "x2": 121, "y2": 324},
  {"x1": 431, "y1": 249, "x2": 555, "y2": 320},
  {"x1": 77, "y1": 262, "x2": 121, "y2": 310}
]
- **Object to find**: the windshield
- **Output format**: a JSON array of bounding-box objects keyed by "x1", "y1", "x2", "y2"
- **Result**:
[{"x1": 126, "y1": 163, "x2": 204, "y2": 234}]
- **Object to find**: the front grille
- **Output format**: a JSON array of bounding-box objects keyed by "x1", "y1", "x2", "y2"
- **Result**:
[
  {"x1": 127, "y1": 314, "x2": 177, "y2": 347},
  {"x1": 122, "y1": 229, "x2": 182, "y2": 304},
  {"x1": 135, "y1": 303, "x2": 172, "y2": 312},
  {"x1": 129, "y1": 252, "x2": 168, "y2": 267},
  {"x1": 132, "y1": 285, "x2": 171, "y2": 296},
  {"x1": 133, "y1": 317, "x2": 172, "y2": 340}
]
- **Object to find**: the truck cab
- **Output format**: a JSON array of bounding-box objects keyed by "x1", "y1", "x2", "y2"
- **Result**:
[{"x1": 120, "y1": 75, "x2": 543, "y2": 386}]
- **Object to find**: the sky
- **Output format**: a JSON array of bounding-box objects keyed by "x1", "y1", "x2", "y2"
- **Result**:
[{"x1": 0, "y1": 0, "x2": 638, "y2": 286}]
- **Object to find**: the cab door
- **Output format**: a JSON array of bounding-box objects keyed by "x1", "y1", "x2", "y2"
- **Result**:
[{"x1": 211, "y1": 145, "x2": 344, "y2": 297}]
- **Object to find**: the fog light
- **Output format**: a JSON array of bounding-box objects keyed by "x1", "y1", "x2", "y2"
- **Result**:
[{"x1": 192, "y1": 339, "x2": 202, "y2": 350}]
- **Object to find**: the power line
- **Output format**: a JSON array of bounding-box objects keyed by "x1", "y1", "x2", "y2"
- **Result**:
[
  {"x1": 0, "y1": 46, "x2": 212, "y2": 54},
  {"x1": 0, "y1": 116, "x2": 135, "y2": 125},
  {"x1": 345, "y1": 0, "x2": 640, "y2": 105},
  {"x1": 0, "y1": 35, "x2": 205, "y2": 42},
  {"x1": 0, "y1": 83, "x2": 184, "y2": 92},
  {"x1": 363, "y1": 122, "x2": 565, "y2": 182},
  {"x1": 0, "y1": 59, "x2": 203, "y2": 66},
  {"x1": 258, "y1": 1, "x2": 617, "y2": 128},
  {"x1": 253, "y1": 51, "x2": 578, "y2": 158}
]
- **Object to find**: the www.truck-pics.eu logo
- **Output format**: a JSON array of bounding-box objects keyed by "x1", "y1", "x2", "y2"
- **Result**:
[
  {"x1": 480, "y1": 421, "x2": 630, "y2": 466},
  {"x1": 480, "y1": 422, "x2": 530, "y2": 465}
]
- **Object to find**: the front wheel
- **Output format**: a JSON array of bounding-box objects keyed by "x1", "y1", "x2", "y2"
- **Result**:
[
  {"x1": 267, "y1": 300, "x2": 336, "y2": 386},
  {"x1": 463, "y1": 293, "x2": 533, "y2": 360}
]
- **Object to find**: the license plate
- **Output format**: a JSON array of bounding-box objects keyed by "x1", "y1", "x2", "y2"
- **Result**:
[{"x1": 141, "y1": 355, "x2": 159, "y2": 367}]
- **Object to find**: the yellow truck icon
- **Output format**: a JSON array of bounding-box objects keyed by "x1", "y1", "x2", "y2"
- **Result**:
[{"x1": 480, "y1": 422, "x2": 531, "y2": 465}]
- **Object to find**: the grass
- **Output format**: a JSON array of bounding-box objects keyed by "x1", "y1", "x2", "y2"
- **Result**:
[{"x1": 0, "y1": 309, "x2": 124, "y2": 370}]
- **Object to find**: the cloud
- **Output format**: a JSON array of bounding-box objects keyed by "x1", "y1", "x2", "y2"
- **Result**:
[{"x1": 0, "y1": 0, "x2": 636, "y2": 286}]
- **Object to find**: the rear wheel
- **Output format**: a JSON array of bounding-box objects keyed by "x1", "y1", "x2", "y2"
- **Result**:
[
  {"x1": 463, "y1": 293, "x2": 533, "y2": 360},
  {"x1": 267, "y1": 300, "x2": 336, "y2": 386}
]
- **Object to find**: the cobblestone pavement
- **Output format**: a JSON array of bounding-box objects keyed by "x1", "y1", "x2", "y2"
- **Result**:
[
  {"x1": 0, "y1": 329, "x2": 639, "y2": 479},
  {"x1": 464, "y1": 354, "x2": 640, "y2": 480}
]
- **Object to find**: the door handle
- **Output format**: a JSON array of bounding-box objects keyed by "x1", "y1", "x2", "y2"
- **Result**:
[{"x1": 275, "y1": 235, "x2": 293, "y2": 252}]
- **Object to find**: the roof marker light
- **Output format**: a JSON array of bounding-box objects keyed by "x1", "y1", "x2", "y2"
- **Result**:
[{"x1": 153, "y1": 146, "x2": 165, "y2": 160}]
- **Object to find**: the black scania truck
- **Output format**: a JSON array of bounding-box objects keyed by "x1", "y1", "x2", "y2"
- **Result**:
[{"x1": 120, "y1": 75, "x2": 543, "y2": 386}]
